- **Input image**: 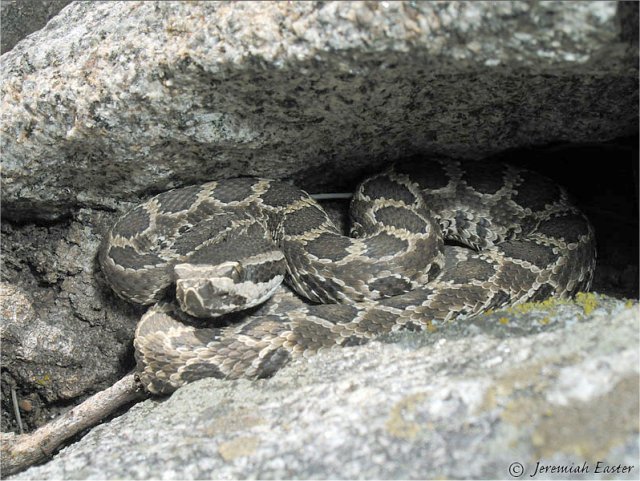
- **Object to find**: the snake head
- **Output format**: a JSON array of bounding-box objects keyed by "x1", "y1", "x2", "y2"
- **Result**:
[{"x1": 173, "y1": 259, "x2": 285, "y2": 319}]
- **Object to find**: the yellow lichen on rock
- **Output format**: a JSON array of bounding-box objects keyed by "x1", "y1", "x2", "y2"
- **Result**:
[
  {"x1": 217, "y1": 436, "x2": 261, "y2": 461},
  {"x1": 575, "y1": 292, "x2": 599, "y2": 316},
  {"x1": 385, "y1": 393, "x2": 427, "y2": 440}
]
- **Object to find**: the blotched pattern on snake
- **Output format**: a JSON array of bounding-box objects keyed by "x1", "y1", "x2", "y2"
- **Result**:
[{"x1": 99, "y1": 159, "x2": 596, "y2": 394}]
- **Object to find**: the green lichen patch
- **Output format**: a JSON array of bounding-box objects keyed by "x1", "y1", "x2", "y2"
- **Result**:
[
  {"x1": 479, "y1": 292, "x2": 632, "y2": 336},
  {"x1": 574, "y1": 292, "x2": 599, "y2": 316},
  {"x1": 34, "y1": 374, "x2": 52, "y2": 387}
]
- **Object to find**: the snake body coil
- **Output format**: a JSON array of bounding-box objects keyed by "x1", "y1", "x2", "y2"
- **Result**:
[{"x1": 99, "y1": 159, "x2": 596, "y2": 394}]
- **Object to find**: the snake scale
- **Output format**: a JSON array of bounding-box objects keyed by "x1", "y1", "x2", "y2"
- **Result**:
[{"x1": 99, "y1": 159, "x2": 596, "y2": 394}]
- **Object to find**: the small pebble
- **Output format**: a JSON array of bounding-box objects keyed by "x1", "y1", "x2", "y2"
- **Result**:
[{"x1": 18, "y1": 399, "x2": 33, "y2": 412}]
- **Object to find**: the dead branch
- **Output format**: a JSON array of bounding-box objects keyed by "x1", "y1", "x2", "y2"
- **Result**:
[{"x1": 1, "y1": 373, "x2": 147, "y2": 475}]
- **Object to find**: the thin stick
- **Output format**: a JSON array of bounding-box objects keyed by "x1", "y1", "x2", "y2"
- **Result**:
[
  {"x1": 310, "y1": 192, "x2": 353, "y2": 200},
  {"x1": 1, "y1": 373, "x2": 147, "y2": 475},
  {"x1": 10, "y1": 388, "x2": 24, "y2": 434}
]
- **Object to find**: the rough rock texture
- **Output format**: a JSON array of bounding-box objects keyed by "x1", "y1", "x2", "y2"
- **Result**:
[
  {"x1": 10, "y1": 295, "x2": 639, "y2": 480},
  {"x1": 1, "y1": 1, "x2": 637, "y2": 221},
  {"x1": 0, "y1": 0, "x2": 638, "y2": 470},
  {"x1": 0, "y1": 0, "x2": 73, "y2": 54},
  {"x1": 0, "y1": 210, "x2": 140, "y2": 431}
]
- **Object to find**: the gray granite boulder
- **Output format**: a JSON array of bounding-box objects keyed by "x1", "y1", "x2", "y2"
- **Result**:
[
  {"x1": 1, "y1": 1, "x2": 637, "y2": 220},
  {"x1": 11, "y1": 295, "x2": 639, "y2": 480}
]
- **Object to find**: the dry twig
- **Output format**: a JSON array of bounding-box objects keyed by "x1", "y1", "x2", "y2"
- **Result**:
[{"x1": 1, "y1": 373, "x2": 146, "y2": 475}]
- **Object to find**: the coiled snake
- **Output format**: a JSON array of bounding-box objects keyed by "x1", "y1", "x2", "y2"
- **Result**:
[{"x1": 99, "y1": 159, "x2": 596, "y2": 394}]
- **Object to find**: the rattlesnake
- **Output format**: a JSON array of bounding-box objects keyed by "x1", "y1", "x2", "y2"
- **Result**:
[{"x1": 99, "y1": 159, "x2": 596, "y2": 394}]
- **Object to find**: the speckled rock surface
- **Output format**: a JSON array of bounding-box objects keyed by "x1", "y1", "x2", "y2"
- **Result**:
[
  {"x1": 1, "y1": 1, "x2": 637, "y2": 220},
  {"x1": 11, "y1": 295, "x2": 639, "y2": 480}
]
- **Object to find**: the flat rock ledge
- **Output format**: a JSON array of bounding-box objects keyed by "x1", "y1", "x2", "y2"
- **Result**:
[
  {"x1": 11, "y1": 295, "x2": 639, "y2": 480},
  {"x1": 1, "y1": 1, "x2": 637, "y2": 220}
]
